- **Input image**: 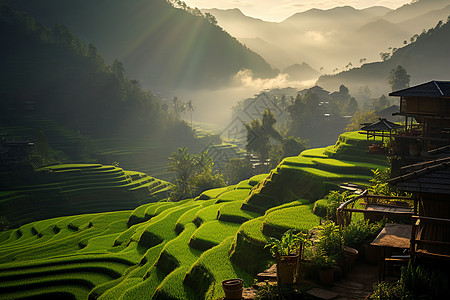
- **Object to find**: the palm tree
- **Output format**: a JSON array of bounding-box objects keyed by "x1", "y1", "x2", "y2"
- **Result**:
[{"x1": 187, "y1": 100, "x2": 195, "y2": 129}]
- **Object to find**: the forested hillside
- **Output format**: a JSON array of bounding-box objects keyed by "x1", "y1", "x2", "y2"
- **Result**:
[
  {"x1": 316, "y1": 18, "x2": 450, "y2": 94},
  {"x1": 2, "y1": 0, "x2": 276, "y2": 90},
  {"x1": 0, "y1": 4, "x2": 193, "y2": 139}
]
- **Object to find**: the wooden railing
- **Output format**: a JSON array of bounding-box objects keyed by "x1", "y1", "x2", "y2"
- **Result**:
[
  {"x1": 336, "y1": 191, "x2": 414, "y2": 226},
  {"x1": 410, "y1": 215, "x2": 450, "y2": 260}
]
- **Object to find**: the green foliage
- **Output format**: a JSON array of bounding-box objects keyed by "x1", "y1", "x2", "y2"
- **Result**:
[
  {"x1": 345, "y1": 111, "x2": 379, "y2": 131},
  {"x1": 372, "y1": 95, "x2": 391, "y2": 111},
  {"x1": 314, "y1": 221, "x2": 344, "y2": 262},
  {"x1": 255, "y1": 281, "x2": 279, "y2": 300},
  {"x1": 224, "y1": 158, "x2": 253, "y2": 185},
  {"x1": 370, "y1": 280, "x2": 402, "y2": 299},
  {"x1": 387, "y1": 65, "x2": 411, "y2": 92},
  {"x1": 312, "y1": 199, "x2": 328, "y2": 218},
  {"x1": 0, "y1": 4, "x2": 195, "y2": 141},
  {"x1": 311, "y1": 250, "x2": 336, "y2": 270},
  {"x1": 371, "y1": 262, "x2": 450, "y2": 299},
  {"x1": 313, "y1": 190, "x2": 355, "y2": 222},
  {"x1": 368, "y1": 168, "x2": 410, "y2": 198},
  {"x1": 399, "y1": 262, "x2": 449, "y2": 299},
  {"x1": 264, "y1": 229, "x2": 309, "y2": 259},
  {"x1": 245, "y1": 109, "x2": 282, "y2": 161},
  {"x1": 167, "y1": 147, "x2": 224, "y2": 201},
  {"x1": 269, "y1": 136, "x2": 309, "y2": 169},
  {"x1": 342, "y1": 219, "x2": 385, "y2": 251}
]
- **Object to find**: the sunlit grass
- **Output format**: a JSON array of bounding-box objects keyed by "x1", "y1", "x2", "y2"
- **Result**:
[
  {"x1": 189, "y1": 220, "x2": 240, "y2": 251},
  {"x1": 262, "y1": 204, "x2": 320, "y2": 237}
]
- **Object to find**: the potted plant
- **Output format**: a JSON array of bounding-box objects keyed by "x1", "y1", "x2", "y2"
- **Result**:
[
  {"x1": 313, "y1": 252, "x2": 335, "y2": 286},
  {"x1": 315, "y1": 221, "x2": 345, "y2": 261},
  {"x1": 342, "y1": 219, "x2": 386, "y2": 265},
  {"x1": 265, "y1": 229, "x2": 308, "y2": 285}
]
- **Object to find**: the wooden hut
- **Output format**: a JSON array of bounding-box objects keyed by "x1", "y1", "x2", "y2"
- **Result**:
[
  {"x1": 389, "y1": 157, "x2": 450, "y2": 263},
  {"x1": 390, "y1": 81, "x2": 450, "y2": 154},
  {"x1": 360, "y1": 118, "x2": 402, "y2": 153}
]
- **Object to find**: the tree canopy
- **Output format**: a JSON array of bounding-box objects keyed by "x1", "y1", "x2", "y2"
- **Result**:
[
  {"x1": 167, "y1": 147, "x2": 224, "y2": 201},
  {"x1": 387, "y1": 65, "x2": 411, "y2": 91}
]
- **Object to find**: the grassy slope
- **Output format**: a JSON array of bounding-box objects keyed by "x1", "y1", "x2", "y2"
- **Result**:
[
  {"x1": 0, "y1": 164, "x2": 173, "y2": 227},
  {"x1": 0, "y1": 131, "x2": 388, "y2": 299}
]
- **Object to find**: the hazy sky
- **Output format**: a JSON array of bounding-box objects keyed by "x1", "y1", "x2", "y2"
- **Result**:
[{"x1": 183, "y1": 0, "x2": 412, "y2": 21}]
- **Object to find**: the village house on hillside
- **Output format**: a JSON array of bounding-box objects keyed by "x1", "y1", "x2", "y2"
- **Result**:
[
  {"x1": 388, "y1": 81, "x2": 450, "y2": 264},
  {"x1": 340, "y1": 80, "x2": 450, "y2": 285},
  {"x1": 390, "y1": 80, "x2": 450, "y2": 159}
]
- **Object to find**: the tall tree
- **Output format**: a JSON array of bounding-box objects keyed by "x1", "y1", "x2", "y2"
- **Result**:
[
  {"x1": 167, "y1": 147, "x2": 224, "y2": 201},
  {"x1": 186, "y1": 100, "x2": 195, "y2": 129},
  {"x1": 245, "y1": 109, "x2": 282, "y2": 161},
  {"x1": 112, "y1": 59, "x2": 125, "y2": 79},
  {"x1": 387, "y1": 65, "x2": 411, "y2": 91}
]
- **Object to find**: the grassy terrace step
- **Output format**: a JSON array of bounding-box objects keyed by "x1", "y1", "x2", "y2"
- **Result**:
[
  {"x1": 0, "y1": 131, "x2": 390, "y2": 299},
  {"x1": 300, "y1": 148, "x2": 329, "y2": 158},
  {"x1": 235, "y1": 180, "x2": 253, "y2": 189},
  {"x1": 127, "y1": 203, "x2": 162, "y2": 226},
  {"x1": 136, "y1": 204, "x2": 198, "y2": 249},
  {"x1": 185, "y1": 237, "x2": 253, "y2": 300},
  {"x1": 198, "y1": 186, "x2": 228, "y2": 200},
  {"x1": 193, "y1": 203, "x2": 227, "y2": 226},
  {"x1": 189, "y1": 220, "x2": 240, "y2": 251},
  {"x1": 1, "y1": 164, "x2": 172, "y2": 227},
  {"x1": 217, "y1": 200, "x2": 261, "y2": 224},
  {"x1": 157, "y1": 223, "x2": 201, "y2": 275},
  {"x1": 248, "y1": 174, "x2": 269, "y2": 186},
  {"x1": 282, "y1": 166, "x2": 373, "y2": 181},
  {"x1": 0, "y1": 281, "x2": 91, "y2": 300},
  {"x1": 261, "y1": 204, "x2": 320, "y2": 238},
  {"x1": 215, "y1": 189, "x2": 251, "y2": 203}
]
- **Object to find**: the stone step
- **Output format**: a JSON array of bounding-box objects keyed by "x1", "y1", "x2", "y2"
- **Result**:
[
  {"x1": 306, "y1": 287, "x2": 339, "y2": 300},
  {"x1": 256, "y1": 264, "x2": 277, "y2": 282}
]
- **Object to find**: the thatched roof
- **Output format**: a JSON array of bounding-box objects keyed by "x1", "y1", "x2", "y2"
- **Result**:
[
  {"x1": 389, "y1": 157, "x2": 450, "y2": 194},
  {"x1": 361, "y1": 118, "x2": 402, "y2": 132},
  {"x1": 389, "y1": 81, "x2": 450, "y2": 98}
]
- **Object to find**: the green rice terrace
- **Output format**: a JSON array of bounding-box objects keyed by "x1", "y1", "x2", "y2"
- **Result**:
[
  {"x1": 0, "y1": 131, "x2": 388, "y2": 299},
  {"x1": 0, "y1": 116, "x2": 244, "y2": 181},
  {"x1": 0, "y1": 164, "x2": 172, "y2": 227}
]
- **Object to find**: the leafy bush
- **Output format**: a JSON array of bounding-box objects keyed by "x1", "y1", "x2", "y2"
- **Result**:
[
  {"x1": 371, "y1": 261, "x2": 450, "y2": 299},
  {"x1": 342, "y1": 219, "x2": 386, "y2": 251},
  {"x1": 312, "y1": 199, "x2": 328, "y2": 218},
  {"x1": 313, "y1": 190, "x2": 355, "y2": 222},
  {"x1": 264, "y1": 229, "x2": 309, "y2": 259},
  {"x1": 314, "y1": 221, "x2": 344, "y2": 261},
  {"x1": 370, "y1": 280, "x2": 402, "y2": 300}
]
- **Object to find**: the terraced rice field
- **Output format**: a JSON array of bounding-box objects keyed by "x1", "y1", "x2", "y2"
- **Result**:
[
  {"x1": 0, "y1": 131, "x2": 389, "y2": 299},
  {"x1": 0, "y1": 164, "x2": 172, "y2": 227}
]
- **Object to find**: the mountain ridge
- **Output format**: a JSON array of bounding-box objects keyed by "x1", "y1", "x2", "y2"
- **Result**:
[{"x1": 2, "y1": 0, "x2": 277, "y2": 91}]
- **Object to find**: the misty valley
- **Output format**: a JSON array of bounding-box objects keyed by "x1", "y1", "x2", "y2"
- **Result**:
[{"x1": 1, "y1": 0, "x2": 450, "y2": 299}]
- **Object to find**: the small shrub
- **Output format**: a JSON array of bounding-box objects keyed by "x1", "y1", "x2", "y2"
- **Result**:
[
  {"x1": 342, "y1": 219, "x2": 386, "y2": 251},
  {"x1": 371, "y1": 261, "x2": 450, "y2": 299},
  {"x1": 312, "y1": 199, "x2": 328, "y2": 218},
  {"x1": 255, "y1": 280, "x2": 279, "y2": 300},
  {"x1": 314, "y1": 221, "x2": 344, "y2": 261},
  {"x1": 400, "y1": 261, "x2": 450, "y2": 299},
  {"x1": 370, "y1": 280, "x2": 402, "y2": 300}
]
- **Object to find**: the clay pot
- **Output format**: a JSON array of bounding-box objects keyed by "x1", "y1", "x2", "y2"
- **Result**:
[
  {"x1": 277, "y1": 254, "x2": 299, "y2": 285},
  {"x1": 222, "y1": 279, "x2": 243, "y2": 300},
  {"x1": 343, "y1": 246, "x2": 359, "y2": 266},
  {"x1": 319, "y1": 268, "x2": 334, "y2": 286}
]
